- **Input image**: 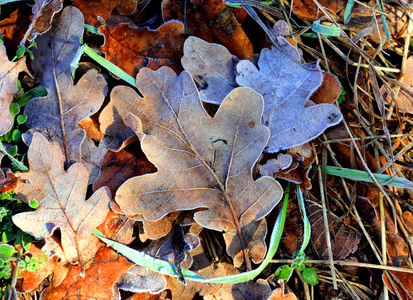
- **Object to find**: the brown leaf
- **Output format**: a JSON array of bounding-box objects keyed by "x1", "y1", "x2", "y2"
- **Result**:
[
  {"x1": 25, "y1": 6, "x2": 107, "y2": 166},
  {"x1": 307, "y1": 200, "x2": 361, "y2": 260},
  {"x1": 73, "y1": 0, "x2": 137, "y2": 27},
  {"x1": 16, "y1": 242, "x2": 59, "y2": 292},
  {"x1": 81, "y1": 136, "x2": 112, "y2": 185},
  {"x1": 0, "y1": 172, "x2": 28, "y2": 193},
  {"x1": 0, "y1": 44, "x2": 28, "y2": 136},
  {"x1": 383, "y1": 265, "x2": 413, "y2": 300},
  {"x1": 99, "y1": 21, "x2": 185, "y2": 77},
  {"x1": 12, "y1": 133, "x2": 111, "y2": 268},
  {"x1": 236, "y1": 37, "x2": 342, "y2": 152},
  {"x1": 267, "y1": 280, "x2": 298, "y2": 300},
  {"x1": 381, "y1": 56, "x2": 413, "y2": 114},
  {"x1": 40, "y1": 247, "x2": 133, "y2": 300},
  {"x1": 162, "y1": 0, "x2": 253, "y2": 60},
  {"x1": 0, "y1": 6, "x2": 32, "y2": 53},
  {"x1": 292, "y1": 0, "x2": 345, "y2": 21},
  {"x1": 310, "y1": 72, "x2": 342, "y2": 105},
  {"x1": 114, "y1": 67, "x2": 283, "y2": 268},
  {"x1": 93, "y1": 140, "x2": 157, "y2": 195},
  {"x1": 24, "y1": 0, "x2": 63, "y2": 42}
]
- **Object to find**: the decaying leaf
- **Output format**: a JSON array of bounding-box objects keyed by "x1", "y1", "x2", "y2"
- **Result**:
[
  {"x1": 24, "y1": 0, "x2": 64, "y2": 42},
  {"x1": 381, "y1": 56, "x2": 413, "y2": 113},
  {"x1": 40, "y1": 247, "x2": 133, "y2": 300},
  {"x1": 0, "y1": 44, "x2": 28, "y2": 136},
  {"x1": 307, "y1": 200, "x2": 361, "y2": 260},
  {"x1": 99, "y1": 20, "x2": 186, "y2": 77},
  {"x1": 12, "y1": 133, "x2": 111, "y2": 267},
  {"x1": 292, "y1": 0, "x2": 345, "y2": 20},
  {"x1": 236, "y1": 37, "x2": 342, "y2": 152},
  {"x1": 93, "y1": 141, "x2": 156, "y2": 195},
  {"x1": 73, "y1": 0, "x2": 137, "y2": 27},
  {"x1": 0, "y1": 172, "x2": 27, "y2": 194},
  {"x1": 25, "y1": 6, "x2": 107, "y2": 165},
  {"x1": 115, "y1": 67, "x2": 283, "y2": 268},
  {"x1": 162, "y1": 0, "x2": 253, "y2": 60}
]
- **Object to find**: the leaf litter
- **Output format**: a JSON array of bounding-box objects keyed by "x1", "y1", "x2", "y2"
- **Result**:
[{"x1": 2, "y1": 0, "x2": 413, "y2": 299}]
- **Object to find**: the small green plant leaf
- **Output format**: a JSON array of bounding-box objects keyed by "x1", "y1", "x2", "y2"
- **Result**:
[
  {"x1": 276, "y1": 265, "x2": 293, "y2": 280},
  {"x1": 7, "y1": 145, "x2": 18, "y2": 157},
  {"x1": 12, "y1": 129, "x2": 21, "y2": 143},
  {"x1": 15, "y1": 46, "x2": 26, "y2": 59},
  {"x1": 17, "y1": 114, "x2": 27, "y2": 125},
  {"x1": 0, "y1": 244, "x2": 17, "y2": 257},
  {"x1": 29, "y1": 200, "x2": 38, "y2": 209},
  {"x1": 9, "y1": 103, "x2": 20, "y2": 117},
  {"x1": 297, "y1": 264, "x2": 305, "y2": 272},
  {"x1": 302, "y1": 267, "x2": 318, "y2": 285}
]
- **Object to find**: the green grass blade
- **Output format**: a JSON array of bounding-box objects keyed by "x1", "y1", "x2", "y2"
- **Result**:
[
  {"x1": 93, "y1": 188, "x2": 289, "y2": 284},
  {"x1": 83, "y1": 45, "x2": 137, "y2": 88},
  {"x1": 344, "y1": 0, "x2": 355, "y2": 23},
  {"x1": 376, "y1": 0, "x2": 390, "y2": 42},
  {"x1": 325, "y1": 166, "x2": 413, "y2": 189},
  {"x1": 312, "y1": 21, "x2": 340, "y2": 37}
]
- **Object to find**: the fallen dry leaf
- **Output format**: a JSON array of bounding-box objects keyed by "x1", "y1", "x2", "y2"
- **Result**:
[
  {"x1": 40, "y1": 246, "x2": 133, "y2": 300},
  {"x1": 23, "y1": 0, "x2": 63, "y2": 42},
  {"x1": 114, "y1": 67, "x2": 283, "y2": 268},
  {"x1": 99, "y1": 20, "x2": 186, "y2": 77},
  {"x1": 16, "y1": 242, "x2": 61, "y2": 293},
  {"x1": 181, "y1": 36, "x2": 238, "y2": 105},
  {"x1": 0, "y1": 172, "x2": 27, "y2": 194},
  {"x1": 307, "y1": 200, "x2": 361, "y2": 260},
  {"x1": 0, "y1": 6, "x2": 32, "y2": 53},
  {"x1": 381, "y1": 56, "x2": 413, "y2": 114},
  {"x1": 73, "y1": 0, "x2": 137, "y2": 27},
  {"x1": 235, "y1": 37, "x2": 343, "y2": 152},
  {"x1": 310, "y1": 72, "x2": 342, "y2": 105},
  {"x1": 383, "y1": 265, "x2": 413, "y2": 300},
  {"x1": 25, "y1": 6, "x2": 107, "y2": 165},
  {"x1": 292, "y1": 0, "x2": 345, "y2": 20},
  {"x1": 93, "y1": 140, "x2": 156, "y2": 195},
  {"x1": 12, "y1": 133, "x2": 111, "y2": 269},
  {"x1": 0, "y1": 44, "x2": 28, "y2": 136},
  {"x1": 162, "y1": 0, "x2": 253, "y2": 60},
  {"x1": 181, "y1": 36, "x2": 342, "y2": 153}
]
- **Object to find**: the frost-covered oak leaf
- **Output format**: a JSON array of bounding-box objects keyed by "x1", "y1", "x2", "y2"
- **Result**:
[
  {"x1": 182, "y1": 36, "x2": 343, "y2": 153},
  {"x1": 236, "y1": 37, "x2": 342, "y2": 152},
  {"x1": 115, "y1": 67, "x2": 283, "y2": 267},
  {"x1": 12, "y1": 133, "x2": 111, "y2": 265},
  {"x1": 25, "y1": 6, "x2": 107, "y2": 164}
]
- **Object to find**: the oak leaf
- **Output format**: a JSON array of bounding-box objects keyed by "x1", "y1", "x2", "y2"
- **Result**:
[
  {"x1": 235, "y1": 37, "x2": 342, "y2": 152},
  {"x1": 73, "y1": 0, "x2": 137, "y2": 28},
  {"x1": 12, "y1": 133, "x2": 111, "y2": 268},
  {"x1": 25, "y1": 6, "x2": 107, "y2": 165},
  {"x1": 99, "y1": 20, "x2": 185, "y2": 77},
  {"x1": 23, "y1": 0, "x2": 64, "y2": 42},
  {"x1": 182, "y1": 36, "x2": 343, "y2": 153},
  {"x1": 162, "y1": 0, "x2": 253, "y2": 59},
  {"x1": 0, "y1": 44, "x2": 28, "y2": 136},
  {"x1": 115, "y1": 67, "x2": 283, "y2": 268}
]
